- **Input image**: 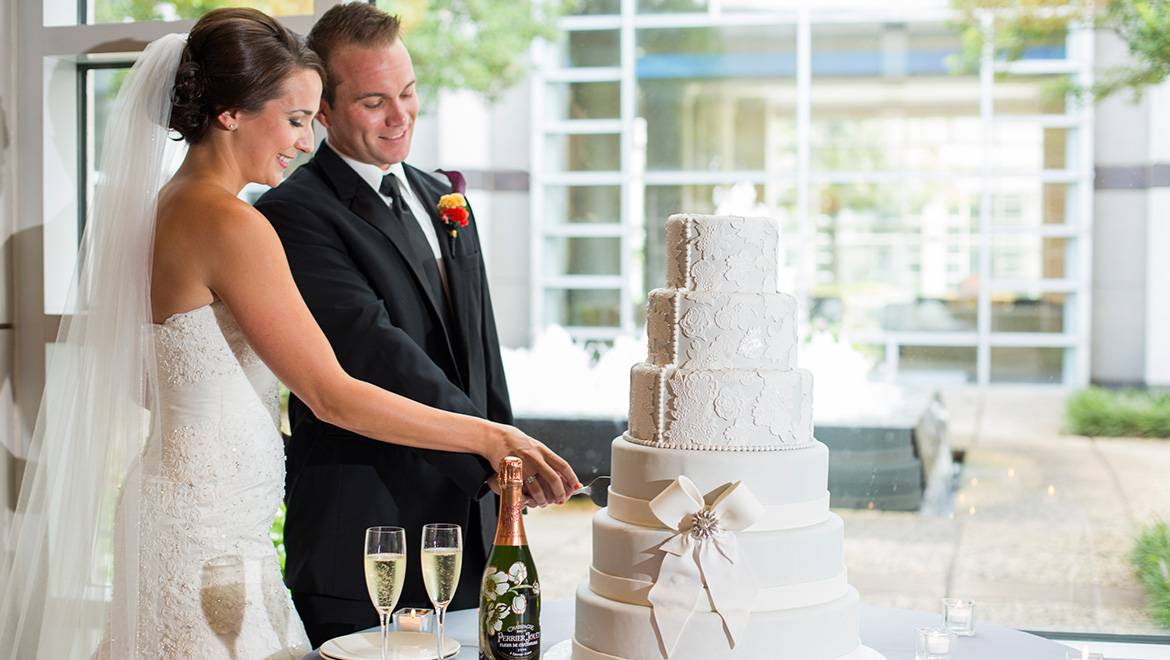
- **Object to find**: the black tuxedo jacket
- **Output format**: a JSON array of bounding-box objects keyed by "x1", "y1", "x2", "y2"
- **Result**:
[{"x1": 256, "y1": 142, "x2": 511, "y2": 610}]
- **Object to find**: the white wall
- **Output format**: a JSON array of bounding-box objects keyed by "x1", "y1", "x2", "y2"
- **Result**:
[
  {"x1": 1090, "y1": 30, "x2": 1169, "y2": 386},
  {"x1": 419, "y1": 78, "x2": 534, "y2": 349},
  {"x1": 480, "y1": 82, "x2": 534, "y2": 349},
  {"x1": 1145, "y1": 82, "x2": 1170, "y2": 386}
]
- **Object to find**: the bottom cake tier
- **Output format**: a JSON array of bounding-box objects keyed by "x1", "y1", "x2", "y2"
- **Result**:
[{"x1": 572, "y1": 582, "x2": 861, "y2": 660}]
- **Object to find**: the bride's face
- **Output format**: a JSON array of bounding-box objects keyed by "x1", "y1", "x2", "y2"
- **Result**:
[{"x1": 234, "y1": 68, "x2": 322, "y2": 188}]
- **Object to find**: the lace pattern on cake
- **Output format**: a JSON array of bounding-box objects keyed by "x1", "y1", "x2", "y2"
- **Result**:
[
  {"x1": 627, "y1": 365, "x2": 815, "y2": 452},
  {"x1": 648, "y1": 290, "x2": 798, "y2": 372},
  {"x1": 667, "y1": 214, "x2": 780, "y2": 293}
]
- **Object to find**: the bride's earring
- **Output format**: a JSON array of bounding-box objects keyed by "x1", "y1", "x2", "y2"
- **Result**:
[{"x1": 228, "y1": 124, "x2": 235, "y2": 130}]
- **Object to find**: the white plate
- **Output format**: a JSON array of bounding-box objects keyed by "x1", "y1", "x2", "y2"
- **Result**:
[{"x1": 319, "y1": 631, "x2": 460, "y2": 660}]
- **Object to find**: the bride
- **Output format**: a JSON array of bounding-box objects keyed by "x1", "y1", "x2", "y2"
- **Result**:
[{"x1": 0, "y1": 8, "x2": 577, "y2": 660}]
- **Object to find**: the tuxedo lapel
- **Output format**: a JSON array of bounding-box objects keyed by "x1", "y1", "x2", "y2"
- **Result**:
[
  {"x1": 312, "y1": 145, "x2": 456, "y2": 357},
  {"x1": 404, "y1": 166, "x2": 480, "y2": 386}
]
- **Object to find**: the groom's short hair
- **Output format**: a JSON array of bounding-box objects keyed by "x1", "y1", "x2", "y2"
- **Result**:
[{"x1": 308, "y1": 2, "x2": 403, "y2": 104}]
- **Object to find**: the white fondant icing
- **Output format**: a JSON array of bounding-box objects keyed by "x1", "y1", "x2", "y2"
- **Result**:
[
  {"x1": 609, "y1": 437, "x2": 830, "y2": 507},
  {"x1": 573, "y1": 583, "x2": 861, "y2": 660},
  {"x1": 590, "y1": 510, "x2": 847, "y2": 592},
  {"x1": 588, "y1": 566, "x2": 850, "y2": 612},
  {"x1": 571, "y1": 639, "x2": 863, "y2": 660},
  {"x1": 628, "y1": 364, "x2": 814, "y2": 450},
  {"x1": 606, "y1": 489, "x2": 830, "y2": 532}
]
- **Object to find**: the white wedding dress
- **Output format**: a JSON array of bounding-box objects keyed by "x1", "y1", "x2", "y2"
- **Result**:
[{"x1": 104, "y1": 301, "x2": 310, "y2": 659}]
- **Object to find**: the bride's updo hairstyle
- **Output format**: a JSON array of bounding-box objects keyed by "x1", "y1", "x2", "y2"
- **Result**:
[{"x1": 170, "y1": 7, "x2": 323, "y2": 144}]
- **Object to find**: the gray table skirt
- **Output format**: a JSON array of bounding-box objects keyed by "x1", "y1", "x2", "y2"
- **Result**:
[{"x1": 302, "y1": 600, "x2": 1073, "y2": 659}]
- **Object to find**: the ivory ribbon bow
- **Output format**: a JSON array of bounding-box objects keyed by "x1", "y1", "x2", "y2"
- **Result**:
[{"x1": 645, "y1": 476, "x2": 765, "y2": 657}]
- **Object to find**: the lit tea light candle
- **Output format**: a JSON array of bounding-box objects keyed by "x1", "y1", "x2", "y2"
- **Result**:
[
  {"x1": 393, "y1": 607, "x2": 432, "y2": 633},
  {"x1": 914, "y1": 626, "x2": 956, "y2": 660},
  {"x1": 926, "y1": 631, "x2": 951, "y2": 654},
  {"x1": 942, "y1": 597, "x2": 976, "y2": 636},
  {"x1": 1065, "y1": 646, "x2": 1104, "y2": 660}
]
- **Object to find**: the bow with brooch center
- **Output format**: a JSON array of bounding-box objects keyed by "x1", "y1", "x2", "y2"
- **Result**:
[{"x1": 646, "y1": 476, "x2": 764, "y2": 657}]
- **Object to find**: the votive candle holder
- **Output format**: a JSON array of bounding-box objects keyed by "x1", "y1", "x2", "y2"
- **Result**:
[
  {"x1": 915, "y1": 626, "x2": 956, "y2": 660},
  {"x1": 393, "y1": 607, "x2": 433, "y2": 633},
  {"x1": 1065, "y1": 648, "x2": 1104, "y2": 660},
  {"x1": 942, "y1": 597, "x2": 976, "y2": 636}
]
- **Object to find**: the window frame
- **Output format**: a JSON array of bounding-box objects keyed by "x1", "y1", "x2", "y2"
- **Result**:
[{"x1": 530, "y1": 3, "x2": 1096, "y2": 386}]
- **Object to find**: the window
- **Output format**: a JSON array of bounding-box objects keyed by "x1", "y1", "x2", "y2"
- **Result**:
[{"x1": 533, "y1": 4, "x2": 1092, "y2": 386}]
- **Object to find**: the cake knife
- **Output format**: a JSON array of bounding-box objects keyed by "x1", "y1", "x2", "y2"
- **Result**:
[{"x1": 573, "y1": 476, "x2": 611, "y2": 507}]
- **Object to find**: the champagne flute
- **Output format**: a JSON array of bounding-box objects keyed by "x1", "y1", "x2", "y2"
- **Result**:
[
  {"x1": 365, "y1": 526, "x2": 407, "y2": 660},
  {"x1": 421, "y1": 523, "x2": 462, "y2": 660},
  {"x1": 200, "y1": 555, "x2": 245, "y2": 659}
]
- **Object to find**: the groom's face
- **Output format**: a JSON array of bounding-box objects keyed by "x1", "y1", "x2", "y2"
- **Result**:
[{"x1": 317, "y1": 38, "x2": 418, "y2": 168}]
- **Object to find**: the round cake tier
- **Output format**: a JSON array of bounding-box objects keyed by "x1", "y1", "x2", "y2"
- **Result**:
[
  {"x1": 628, "y1": 364, "x2": 814, "y2": 450},
  {"x1": 589, "y1": 509, "x2": 848, "y2": 610},
  {"x1": 665, "y1": 214, "x2": 780, "y2": 294},
  {"x1": 572, "y1": 583, "x2": 861, "y2": 660},
  {"x1": 609, "y1": 437, "x2": 829, "y2": 511},
  {"x1": 645, "y1": 288, "x2": 798, "y2": 371}
]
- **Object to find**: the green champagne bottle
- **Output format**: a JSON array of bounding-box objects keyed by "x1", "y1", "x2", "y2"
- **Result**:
[{"x1": 479, "y1": 456, "x2": 540, "y2": 660}]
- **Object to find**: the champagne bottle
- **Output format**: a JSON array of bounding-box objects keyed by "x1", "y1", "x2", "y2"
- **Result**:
[{"x1": 479, "y1": 456, "x2": 540, "y2": 660}]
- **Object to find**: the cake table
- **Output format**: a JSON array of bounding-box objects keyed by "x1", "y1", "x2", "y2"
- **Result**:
[{"x1": 300, "y1": 601, "x2": 1074, "y2": 659}]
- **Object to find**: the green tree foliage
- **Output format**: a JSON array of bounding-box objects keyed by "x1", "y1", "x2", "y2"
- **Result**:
[
  {"x1": 95, "y1": 0, "x2": 312, "y2": 23},
  {"x1": 949, "y1": 0, "x2": 1170, "y2": 102},
  {"x1": 380, "y1": 0, "x2": 570, "y2": 104},
  {"x1": 95, "y1": 0, "x2": 567, "y2": 104}
]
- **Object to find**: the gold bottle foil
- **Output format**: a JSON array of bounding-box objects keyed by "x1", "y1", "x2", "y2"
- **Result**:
[{"x1": 494, "y1": 456, "x2": 528, "y2": 546}]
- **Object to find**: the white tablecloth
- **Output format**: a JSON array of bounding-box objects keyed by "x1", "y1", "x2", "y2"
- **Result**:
[{"x1": 303, "y1": 600, "x2": 1073, "y2": 659}]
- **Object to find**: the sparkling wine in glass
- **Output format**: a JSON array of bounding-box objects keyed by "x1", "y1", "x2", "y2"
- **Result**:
[
  {"x1": 365, "y1": 526, "x2": 407, "y2": 660},
  {"x1": 421, "y1": 523, "x2": 462, "y2": 660}
]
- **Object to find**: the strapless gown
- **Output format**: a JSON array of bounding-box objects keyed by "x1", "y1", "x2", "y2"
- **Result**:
[{"x1": 103, "y1": 301, "x2": 310, "y2": 659}]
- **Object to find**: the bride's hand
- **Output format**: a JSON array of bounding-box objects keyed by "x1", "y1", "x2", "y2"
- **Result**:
[{"x1": 485, "y1": 424, "x2": 580, "y2": 508}]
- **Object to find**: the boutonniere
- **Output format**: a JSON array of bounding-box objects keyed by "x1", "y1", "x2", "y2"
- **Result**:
[{"x1": 436, "y1": 169, "x2": 470, "y2": 240}]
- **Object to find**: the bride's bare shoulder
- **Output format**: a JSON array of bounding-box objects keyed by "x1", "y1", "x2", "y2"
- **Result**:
[{"x1": 158, "y1": 177, "x2": 254, "y2": 230}]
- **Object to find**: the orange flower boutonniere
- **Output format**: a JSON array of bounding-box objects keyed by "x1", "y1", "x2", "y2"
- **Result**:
[
  {"x1": 438, "y1": 192, "x2": 470, "y2": 238},
  {"x1": 436, "y1": 169, "x2": 471, "y2": 242}
]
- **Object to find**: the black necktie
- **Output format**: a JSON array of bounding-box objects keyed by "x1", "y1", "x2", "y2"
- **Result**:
[
  {"x1": 379, "y1": 172, "x2": 451, "y2": 312},
  {"x1": 380, "y1": 172, "x2": 435, "y2": 253},
  {"x1": 380, "y1": 173, "x2": 414, "y2": 224}
]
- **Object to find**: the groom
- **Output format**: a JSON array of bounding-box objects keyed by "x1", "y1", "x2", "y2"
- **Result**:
[{"x1": 256, "y1": 3, "x2": 511, "y2": 647}]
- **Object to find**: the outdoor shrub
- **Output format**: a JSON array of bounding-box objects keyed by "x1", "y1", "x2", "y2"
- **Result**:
[
  {"x1": 1130, "y1": 521, "x2": 1170, "y2": 629},
  {"x1": 270, "y1": 503, "x2": 287, "y2": 573},
  {"x1": 1067, "y1": 387, "x2": 1170, "y2": 438}
]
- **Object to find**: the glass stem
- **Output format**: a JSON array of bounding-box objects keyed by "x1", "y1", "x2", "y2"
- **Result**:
[
  {"x1": 436, "y1": 604, "x2": 447, "y2": 658},
  {"x1": 379, "y1": 611, "x2": 391, "y2": 660}
]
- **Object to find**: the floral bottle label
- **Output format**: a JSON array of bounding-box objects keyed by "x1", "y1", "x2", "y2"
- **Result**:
[{"x1": 480, "y1": 558, "x2": 540, "y2": 660}]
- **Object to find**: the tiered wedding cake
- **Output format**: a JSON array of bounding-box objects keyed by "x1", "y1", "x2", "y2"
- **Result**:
[{"x1": 571, "y1": 214, "x2": 862, "y2": 660}]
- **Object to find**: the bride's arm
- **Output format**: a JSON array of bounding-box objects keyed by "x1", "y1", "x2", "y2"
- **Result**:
[{"x1": 202, "y1": 199, "x2": 579, "y2": 505}]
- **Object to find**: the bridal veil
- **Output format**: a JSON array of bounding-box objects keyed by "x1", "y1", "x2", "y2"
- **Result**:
[{"x1": 0, "y1": 32, "x2": 187, "y2": 658}]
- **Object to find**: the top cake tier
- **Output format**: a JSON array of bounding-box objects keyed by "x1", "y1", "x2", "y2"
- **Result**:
[{"x1": 666, "y1": 214, "x2": 780, "y2": 293}]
